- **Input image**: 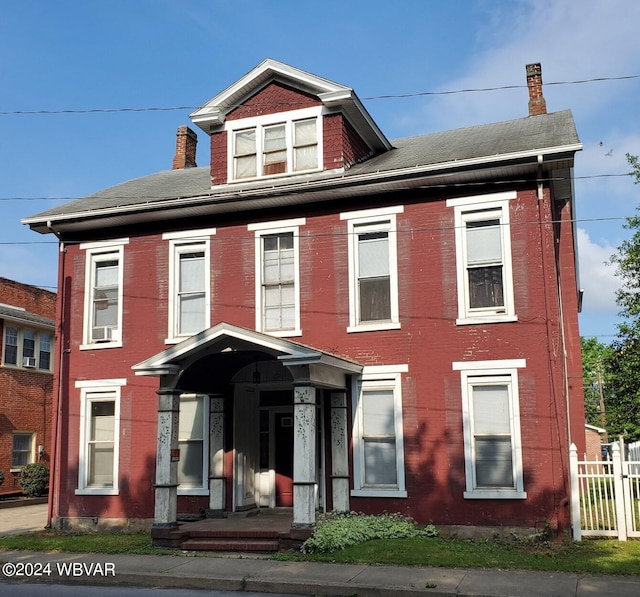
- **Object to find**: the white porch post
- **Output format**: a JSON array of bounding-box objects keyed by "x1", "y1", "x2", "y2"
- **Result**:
[
  {"x1": 330, "y1": 391, "x2": 350, "y2": 512},
  {"x1": 208, "y1": 394, "x2": 225, "y2": 514},
  {"x1": 293, "y1": 383, "x2": 316, "y2": 527},
  {"x1": 154, "y1": 388, "x2": 180, "y2": 527}
]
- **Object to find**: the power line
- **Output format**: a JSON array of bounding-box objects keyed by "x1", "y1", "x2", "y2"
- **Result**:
[
  {"x1": 0, "y1": 172, "x2": 634, "y2": 203},
  {"x1": 1, "y1": 74, "x2": 638, "y2": 116}
]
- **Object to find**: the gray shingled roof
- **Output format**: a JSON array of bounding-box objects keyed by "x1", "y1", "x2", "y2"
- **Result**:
[
  {"x1": 0, "y1": 305, "x2": 55, "y2": 328},
  {"x1": 23, "y1": 110, "x2": 580, "y2": 230}
]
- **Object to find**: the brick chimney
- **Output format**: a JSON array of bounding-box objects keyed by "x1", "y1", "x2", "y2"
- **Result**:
[
  {"x1": 526, "y1": 63, "x2": 547, "y2": 116},
  {"x1": 172, "y1": 125, "x2": 198, "y2": 169}
]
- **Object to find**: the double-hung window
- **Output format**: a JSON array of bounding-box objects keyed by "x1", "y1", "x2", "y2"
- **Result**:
[
  {"x1": 76, "y1": 379, "x2": 124, "y2": 495},
  {"x1": 453, "y1": 359, "x2": 526, "y2": 499},
  {"x1": 341, "y1": 206, "x2": 402, "y2": 332},
  {"x1": 2, "y1": 325, "x2": 53, "y2": 371},
  {"x1": 249, "y1": 219, "x2": 304, "y2": 337},
  {"x1": 352, "y1": 365, "x2": 407, "y2": 498},
  {"x1": 178, "y1": 394, "x2": 209, "y2": 494},
  {"x1": 81, "y1": 240, "x2": 128, "y2": 348},
  {"x1": 229, "y1": 108, "x2": 321, "y2": 181},
  {"x1": 163, "y1": 229, "x2": 215, "y2": 342},
  {"x1": 11, "y1": 433, "x2": 34, "y2": 469},
  {"x1": 447, "y1": 192, "x2": 516, "y2": 324}
]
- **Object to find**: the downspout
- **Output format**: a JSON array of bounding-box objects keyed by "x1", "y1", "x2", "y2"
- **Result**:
[{"x1": 47, "y1": 223, "x2": 66, "y2": 529}]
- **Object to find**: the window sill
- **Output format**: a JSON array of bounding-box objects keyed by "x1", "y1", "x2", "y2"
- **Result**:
[
  {"x1": 456, "y1": 315, "x2": 518, "y2": 326},
  {"x1": 347, "y1": 322, "x2": 401, "y2": 334},
  {"x1": 262, "y1": 329, "x2": 303, "y2": 338},
  {"x1": 75, "y1": 488, "x2": 119, "y2": 496},
  {"x1": 464, "y1": 490, "x2": 527, "y2": 499},
  {"x1": 351, "y1": 488, "x2": 407, "y2": 498},
  {"x1": 80, "y1": 342, "x2": 123, "y2": 350},
  {"x1": 177, "y1": 488, "x2": 210, "y2": 496}
]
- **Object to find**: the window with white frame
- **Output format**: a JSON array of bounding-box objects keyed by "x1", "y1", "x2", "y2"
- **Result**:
[
  {"x1": 81, "y1": 240, "x2": 128, "y2": 348},
  {"x1": 352, "y1": 365, "x2": 407, "y2": 497},
  {"x1": 76, "y1": 379, "x2": 124, "y2": 495},
  {"x1": 248, "y1": 219, "x2": 304, "y2": 336},
  {"x1": 453, "y1": 359, "x2": 526, "y2": 499},
  {"x1": 229, "y1": 109, "x2": 321, "y2": 181},
  {"x1": 178, "y1": 394, "x2": 209, "y2": 494},
  {"x1": 2, "y1": 325, "x2": 53, "y2": 371},
  {"x1": 163, "y1": 230, "x2": 215, "y2": 342},
  {"x1": 447, "y1": 192, "x2": 516, "y2": 325},
  {"x1": 341, "y1": 206, "x2": 402, "y2": 332},
  {"x1": 11, "y1": 432, "x2": 34, "y2": 469}
]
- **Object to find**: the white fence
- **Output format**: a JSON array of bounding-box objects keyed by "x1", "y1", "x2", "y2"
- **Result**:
[{"x1": 570, "y1": 441, "x2": 640, "y2": 540}]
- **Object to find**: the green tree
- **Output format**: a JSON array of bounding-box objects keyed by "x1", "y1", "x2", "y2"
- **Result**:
[
  {"x1": 581, "y1": 336, "x2": 612, "y2": 428},
  {"x1": 605, "y1": 154, "x2": 640, "y2": 441}
]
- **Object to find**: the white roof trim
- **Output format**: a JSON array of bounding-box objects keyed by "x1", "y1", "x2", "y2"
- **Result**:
[
  {"x1": 190, "y1": 59, "x2": 349, "y2": 126},
  {"x1": 132, "y1": 321, "x2": 361, "y2": 376}
]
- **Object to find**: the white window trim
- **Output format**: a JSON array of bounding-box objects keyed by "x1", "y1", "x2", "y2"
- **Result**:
[
  {"x1": 340, "y1": 206, "x2": 403, "y2": 333},
  {"x1": 10, "y1": 432, "x2": 35, "y2": 472},
  {"x1": 80, "y1": 239, "x2": 129, "y2": 350},
  {"x1": 248, "y1": 218, "x2": 305, "y2": 337},
  {"x1": 75, "y1": 378, "x2": 125, "y2": 496},
  {"x1": 447, "y1": 192, "x2": 517, "y2": 325},
  {"x1": 226, "y1": 106, "x2": 324, "y2": 182},
  {"x1": 177, "y1": 393, "x2": 210, "y2": 496},
  {"x1": 351, "y1": 364, "x2": 408, "y2": 498},
  {"x1": 453, "y1": 359, "x2": 526, "y2": 499},
  {"x1": 2, "y1": 325, "x2": 54, "y2": 372},
  {"x1": 163, "y1": 230, "x2": 215, "y2": 344}
]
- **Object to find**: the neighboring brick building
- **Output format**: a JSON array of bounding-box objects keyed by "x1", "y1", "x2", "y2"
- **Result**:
[
  {"x1": 0, "y1": 277, "x2": 55, "y2": 495},
  {"x1": 23, "y1": 60, "x2": 586, "y2": 539}
]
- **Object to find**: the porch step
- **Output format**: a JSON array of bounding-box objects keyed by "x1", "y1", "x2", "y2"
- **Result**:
[{"x1": 180, "y1": 537, "x2": 281, "y2": 552}]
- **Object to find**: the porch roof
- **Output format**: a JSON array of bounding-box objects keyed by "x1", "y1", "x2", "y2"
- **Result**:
[{"x1": 132, "y1": 321, "x2": 363, "y2": 380}]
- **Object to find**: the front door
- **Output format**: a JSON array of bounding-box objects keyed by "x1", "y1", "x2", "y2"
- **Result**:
[{"x1": 274, "y1": 412, "x2": 294, "y2": 506}]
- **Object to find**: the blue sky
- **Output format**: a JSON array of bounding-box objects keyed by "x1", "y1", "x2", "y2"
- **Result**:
[{"x1": 1, "y1": 0, "x2": 639, "y2": 342}]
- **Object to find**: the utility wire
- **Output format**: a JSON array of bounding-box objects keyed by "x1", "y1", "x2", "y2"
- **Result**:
[
  {"x1": 1, "y1": 74, "x2": 638, "y2": 116},
  {"x1": 0, "y1": 172, "x2": 634, "y2": 202}
]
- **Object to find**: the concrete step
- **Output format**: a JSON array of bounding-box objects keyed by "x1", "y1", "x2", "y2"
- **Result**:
[{"x1": 180, "y1": 537, "x2": 281, "y2": 552}]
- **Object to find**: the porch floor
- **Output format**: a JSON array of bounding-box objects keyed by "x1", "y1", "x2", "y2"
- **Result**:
[{"x1": 152, "y1": 508, "x2": 311, "y2": 553}]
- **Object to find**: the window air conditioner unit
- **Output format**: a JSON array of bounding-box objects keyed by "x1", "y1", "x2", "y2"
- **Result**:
[
  {"x1": 92, "y1": 326, "x2": 115, "y2": 342},
  {"x1": 22, "y1": 356, "x2": 37, "y2": 368}
]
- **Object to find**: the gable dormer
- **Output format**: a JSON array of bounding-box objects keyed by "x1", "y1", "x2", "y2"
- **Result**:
[{"x1": 189, "y1": 59, "x2": 392, "y2": 186}]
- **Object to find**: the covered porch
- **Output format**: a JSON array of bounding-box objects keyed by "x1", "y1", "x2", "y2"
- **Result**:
[{"x1": 132, "y1": 322, "x2": 362, "y2": 543}]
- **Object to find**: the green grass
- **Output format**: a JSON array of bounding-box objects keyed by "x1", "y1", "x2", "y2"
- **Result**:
[
  {"x1": 2, "y1": 530, "x2": 640, "y2": 576},
  {"x1": 0, "y1": 531, "x2": 173, "y2": 555},
  {"x1": 277, "y1": 536, "x2": 640, "y2": 577}
]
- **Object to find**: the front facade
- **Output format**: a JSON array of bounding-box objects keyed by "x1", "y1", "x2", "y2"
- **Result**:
[
  {"x1": 23, "y1": 60, "x2": 585, "y2": 534},
  {"x1": 0, "y1": 277, "x2": 55, "y2": 494}
]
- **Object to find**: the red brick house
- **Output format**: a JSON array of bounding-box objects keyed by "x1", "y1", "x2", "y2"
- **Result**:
[
  {"x1": 23, "y1": 60, "x2": 585, "y2": 537},
  {"x1": 0, "y1": 277, "x2": 55, "y2": 495}
]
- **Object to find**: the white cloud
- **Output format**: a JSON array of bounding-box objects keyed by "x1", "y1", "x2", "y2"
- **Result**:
[
  {"x1": 576, "y1": 227, "x2": 621, "y2": 313},
  {"x1": 395, "y1": 0, "x2": 640, "y2": 136}
]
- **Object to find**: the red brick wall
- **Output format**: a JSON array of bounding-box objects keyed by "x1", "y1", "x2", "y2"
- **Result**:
[
  {"x1": 53, "y1": 184, "x2": 583, "y2": 528},
  {"x1": 226, "y1": 82, "x2": 320, "y2": 120},
  {"x1": 0, "y1": 279, "x2": 55, "y2": 494},
  {"x1": 0, "y1": 277, "x2": 56, "y2": 319}
]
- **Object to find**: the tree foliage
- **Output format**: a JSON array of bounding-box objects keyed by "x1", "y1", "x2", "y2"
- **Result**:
[
  {"x1": 603, "y1": 154, "x2": 640, "y2": 441},
  {"x1": 581, "y1": 336, "x2": 613, "y2": 428}
]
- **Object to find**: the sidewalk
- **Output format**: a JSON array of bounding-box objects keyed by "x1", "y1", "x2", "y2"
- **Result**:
[
  {"x1": 1, "y1": 504, "x2": 640, "y2": 596},
  {"x1": 2, "y1": 548, "x2": 640, "y2": 596},
  {"x1": 0, "y1": 502, "x2": 48, "y2": 537}
]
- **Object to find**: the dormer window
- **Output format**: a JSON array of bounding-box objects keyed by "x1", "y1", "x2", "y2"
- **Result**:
[{"x1": 229, "y1": 109, "x2": 321, "y2": 181}]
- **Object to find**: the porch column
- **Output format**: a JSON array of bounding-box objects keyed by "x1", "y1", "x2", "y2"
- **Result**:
[
  {"x1": 330, "y1": 391, "x2": 350, "y2": 512},
  {"x1": 154, "y1": 388, "x2": 180, "y2": 527},
  {"x1": 293, "y1": 383, "x2": 316, "y2": 527},
  {"x1": 208, "y1": 394, "x2": 225, "y2": 515}
]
